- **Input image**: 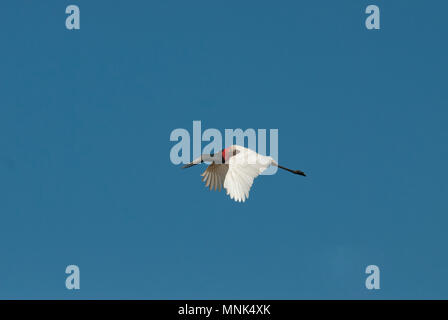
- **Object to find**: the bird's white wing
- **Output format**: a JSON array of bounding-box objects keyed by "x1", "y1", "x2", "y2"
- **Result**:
[
  {"x1": 223, "y1": 149, "x2": 272, "y2": 202},
  {"x1": 201, "y1": 163, "x2": 229, "y2": 191}
]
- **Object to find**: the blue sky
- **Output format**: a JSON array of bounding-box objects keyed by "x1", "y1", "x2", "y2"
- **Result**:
[{"x1": 0, "y1": 1, "x2": 447, "y2": 299}]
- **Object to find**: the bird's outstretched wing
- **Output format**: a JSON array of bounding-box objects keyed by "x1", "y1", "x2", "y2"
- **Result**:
[
  {"x1": 201, "y1": 163, "x2": 229, "y2": 191},
  {"x1": 223, "y1": 149, "x2": 272, "y2": 202}
]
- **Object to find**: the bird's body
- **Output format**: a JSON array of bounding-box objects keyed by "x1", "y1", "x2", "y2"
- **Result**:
[{"x1": 182, "y1": 145, "x2": 306, "y2": 202}]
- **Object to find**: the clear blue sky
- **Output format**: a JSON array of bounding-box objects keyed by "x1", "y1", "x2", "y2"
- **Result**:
[{"x1": 0, "y1": 1, "x2": 447, "y2": 299}]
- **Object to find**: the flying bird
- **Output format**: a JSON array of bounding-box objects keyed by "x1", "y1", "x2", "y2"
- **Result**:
[{"x1": 182, "y1": 145, "x2": 306, "y2": 202}]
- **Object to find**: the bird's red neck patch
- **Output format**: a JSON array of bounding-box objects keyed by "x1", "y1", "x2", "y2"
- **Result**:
[{"x1": 221, "y1": 147, "x2": 230, "y2": 162}]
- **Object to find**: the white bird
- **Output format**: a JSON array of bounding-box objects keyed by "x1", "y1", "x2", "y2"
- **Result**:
[{"x1": 182, "y1": 145, "x2": 306, "y2": 202}]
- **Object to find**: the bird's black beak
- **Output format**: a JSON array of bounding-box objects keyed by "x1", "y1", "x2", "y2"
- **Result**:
[{"x1": 182, "y1": 163, "x2": 197, "y2": 169}]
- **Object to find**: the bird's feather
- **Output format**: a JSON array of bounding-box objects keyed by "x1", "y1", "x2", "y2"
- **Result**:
[
  {"x1": 201, "y1": 163, "x2": 228, "y2": 192},
  {"x1": 225, "y1": 146, "x2": 272, "y2": 202},
  {"x1": 201, "y1": 145, "x2": 273, "y2": 202}
]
